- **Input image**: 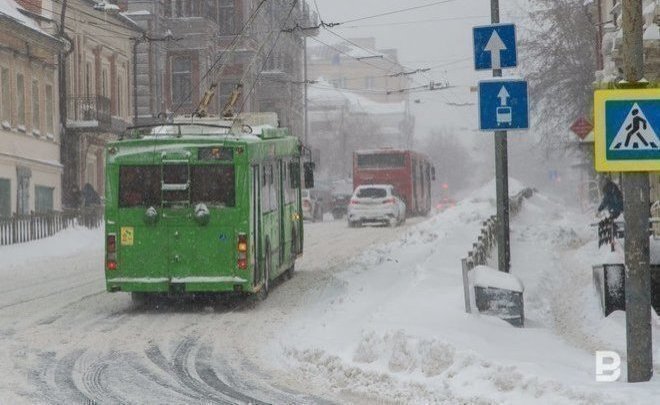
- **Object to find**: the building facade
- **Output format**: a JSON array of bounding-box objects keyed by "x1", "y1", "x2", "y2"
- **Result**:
[
  {"x1": 48, "y1": 0, "x2": 141, "y2": 207},
  {"x1": 595, "y1": 0, "x2": 659, "y2": 82},
  {"x1": 125, "y1": 0, "x2": 314, "y2": 139},
  {"x1": 0, "y1": 0, "x2": 63, "y2": 217},
  {"x1": 306, "y1": 38, "x2": 415, "y2": 180}
]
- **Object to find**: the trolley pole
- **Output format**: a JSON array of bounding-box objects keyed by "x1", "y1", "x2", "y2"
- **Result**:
[
  {"x1": 491, "y1": 0, "x2": 511, "y2": 273},
  {"x1": 621, "y1": 0, "x2": 652, "y2": 383}
]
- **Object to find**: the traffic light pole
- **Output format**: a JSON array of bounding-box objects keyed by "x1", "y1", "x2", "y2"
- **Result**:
[
  {"x1": 621, "y1": 0, "x2": 652, "y2": 383},
  {"x1": 491, "y1": 0, "x2": 510, "y2": 273}
]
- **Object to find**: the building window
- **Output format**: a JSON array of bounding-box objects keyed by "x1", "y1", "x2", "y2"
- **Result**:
[
  {"x1": 32, "y1": 80, "x2": 40, "y2": 133},
  {"x1": 171, "y1": 57, "x2": 192, "y2": 106},
  {"x1": 0, "y1": 178, "x2": 10, "y2": 217},
  {"x1": 216, "y1": 0, "x2": 235, "y2": 34},
  {"x1": 45, "y1": 84, "x2": 54, "y2": 134},
  {"x1": 364, "y1": 76, "x2": 375, "y2": 89},
  {"x1": 16, "y1": 166, "x2": 30, "y2": 215},
  {"x1": 175, "y1": 0, "x2": 183, "y2": 17},
  {"x1": 1, "y1": 67, "x2": 10, "y2": 125},
  {"x1": 163, "y1": 0, "x2": 172, "y2": 17},
  {"x1": 16, "y1": 74, "x2": 25, "y2": 127},
  {"x1": 35, "y1": 185, "x2": 54, "y2": 213},
  {"x1": 102, "y1": 69, "x2": 108, "y2": 97}
]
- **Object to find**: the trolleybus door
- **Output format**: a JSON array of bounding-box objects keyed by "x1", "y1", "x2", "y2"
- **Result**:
[
  {"x1": 162, "y1": 161, "x2": 236, "y2": 284},
  {"x1": 251, "y1": 165, "x2": 262, "y2": 287}
]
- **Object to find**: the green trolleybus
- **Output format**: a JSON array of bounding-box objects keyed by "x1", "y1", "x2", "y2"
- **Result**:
[{"x1": 103, "y1": 120, "x2": 312, "y2": 301}]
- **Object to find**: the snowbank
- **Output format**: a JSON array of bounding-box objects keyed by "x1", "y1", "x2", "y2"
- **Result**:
[{"x1": 270, "y1": 181, "x2": 660, "y2": 403}]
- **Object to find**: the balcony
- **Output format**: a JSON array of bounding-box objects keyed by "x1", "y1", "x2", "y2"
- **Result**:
[{"x1": 67, "y1": 96, "x2": 111, "y2": 131}]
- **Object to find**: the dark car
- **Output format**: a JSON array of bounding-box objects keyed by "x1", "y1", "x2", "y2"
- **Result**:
[{"x1": 330, "y1": 192, "x2": 351, "y2": 219}]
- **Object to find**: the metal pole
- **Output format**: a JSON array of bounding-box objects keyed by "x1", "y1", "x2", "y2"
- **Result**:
[
  {"x1": 303, "y1": 35, "x2": 308, "y2": 145},
  {"x1": 621, "y1": 0, "x2": 652, "y2": 383},
  {"x1": 491, "y1": 0, "x2": 510, "y2": 273}
]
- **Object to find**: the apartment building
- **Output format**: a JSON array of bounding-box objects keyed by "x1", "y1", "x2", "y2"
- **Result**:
[
  {"x1": 125, "y1": 0, "x2": 314, "y2": 138},
  {"x1": 0, "y1": 0, "x2": 64, "y2": 217}
]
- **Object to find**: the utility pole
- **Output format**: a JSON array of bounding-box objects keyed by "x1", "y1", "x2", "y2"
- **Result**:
[
  {"x1": 491, "y1": 0, "x2": 511, "y2": 273},
  {"x1": 303, "y1": 35, "x2": 308, "y2": 145},
  {"x1": 621, "y1": 0, "x2": 652, "y2": 383}
]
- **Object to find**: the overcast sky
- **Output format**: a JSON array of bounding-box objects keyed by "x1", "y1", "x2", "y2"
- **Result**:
[{"x1": 311, "y1": 0, "x2": 527, "y2": 145}]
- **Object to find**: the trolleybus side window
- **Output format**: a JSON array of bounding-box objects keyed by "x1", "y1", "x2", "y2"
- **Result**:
[
  {"x1": 191, "y1": 165, "x2": 235, "y2": 207},
  {"x1": 262, "y1": 164, "x2": 272, "y2": 213},
  {"x1": 119, "y1": 166, "x2": 160, "y2": 207},
  {"x1": 283, "y1": 160, "x2": 295, "y2": 204}
]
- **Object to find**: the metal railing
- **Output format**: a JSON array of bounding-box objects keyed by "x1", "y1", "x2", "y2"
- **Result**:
[
  {"x1": 67, "y1": 95, "x2": 111, "y2": 127},
  {"x1": 0, "y1": 206, "x2": 103, "y2": 246},
  {"x1": 461, "y1": 188, "x2": 535, "y2": 313}
]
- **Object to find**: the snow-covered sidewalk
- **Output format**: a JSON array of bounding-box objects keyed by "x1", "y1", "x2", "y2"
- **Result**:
[{"x1": 268, "y1": 182, "x2": 660, "y2": 404}]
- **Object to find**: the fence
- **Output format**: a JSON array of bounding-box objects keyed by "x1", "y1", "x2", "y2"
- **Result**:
[
  {"x1": 461, "y1": 188, "x2": 535, "y2": 313},
  {"x1": 0, "y1": 206, "x2": 103, "y2": 246}
]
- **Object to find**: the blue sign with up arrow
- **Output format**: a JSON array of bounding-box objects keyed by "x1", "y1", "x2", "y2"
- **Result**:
[
  {"x1": 478, "y1": 79, "x2": 529, "y2": 131},
  {"x1": 473, "y1": 24, "x2": 517, "y2": 70}
]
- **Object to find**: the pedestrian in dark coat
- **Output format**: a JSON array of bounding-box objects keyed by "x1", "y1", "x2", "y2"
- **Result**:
[{"x1": 598, "y1": 177, "x2": 623, "y2": 220}]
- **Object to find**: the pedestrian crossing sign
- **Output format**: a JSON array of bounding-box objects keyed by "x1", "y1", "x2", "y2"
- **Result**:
[{"x1": 594, "y1": 88, "x2": 660, "y2": 172}]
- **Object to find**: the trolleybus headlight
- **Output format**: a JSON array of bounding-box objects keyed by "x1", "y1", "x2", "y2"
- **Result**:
[
  {"x1": 194, "y1": 203, "x2": 210, "y2": 226},
  {"x1": 144, "y1": 206, "x2": 159, "y2": 225}
]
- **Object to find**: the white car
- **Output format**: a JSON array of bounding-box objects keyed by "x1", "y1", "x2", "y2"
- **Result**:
[{"x1": 347, "y1": 184, "x2": 406, "y2": 227}]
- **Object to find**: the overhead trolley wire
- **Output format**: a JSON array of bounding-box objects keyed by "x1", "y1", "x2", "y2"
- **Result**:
[
  {"x1": 237, "y1": 0, "x2": 300, "y2": 115},
  {"x1": 338, "y1": 0, "x2": 459, "y2": 24},
  {"x1": 172, "y1": 0, "x2": 269, "y2": 115}
]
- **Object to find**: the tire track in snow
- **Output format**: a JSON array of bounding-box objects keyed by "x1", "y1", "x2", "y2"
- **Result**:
[{"x1": 145, "y1": 338, "x2": 239, "y2": 404}]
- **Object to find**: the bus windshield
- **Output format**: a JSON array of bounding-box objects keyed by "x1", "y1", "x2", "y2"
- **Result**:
[
  {"x1": 118, "y1": 165, "x2": 235, "y2": 208},
  {"x1": 356, "y1": 153, "x2": 405, "y2": 169}
]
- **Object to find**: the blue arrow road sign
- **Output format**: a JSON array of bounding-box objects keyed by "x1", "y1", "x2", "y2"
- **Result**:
[
  {"x1": 479, "y1": 79, "x2": 529, "y2": 131},
  {"x1": 473, "y1": 24, "x2": 517, "y2": 70}
]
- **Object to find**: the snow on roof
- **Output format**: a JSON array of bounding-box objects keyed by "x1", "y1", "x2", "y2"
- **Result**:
[
  {"x1": 0, "y1": 0, "x2": 45, "y2": 34},
  {"x1": 470, "y1": 265, "x2": 524, "y2": 293},
  {"x1": 123, "y1": 10, "x2": 151, "y2": 16},
  {"x1": 309, "y1": 78, "x2": 406, "y2": 116}
]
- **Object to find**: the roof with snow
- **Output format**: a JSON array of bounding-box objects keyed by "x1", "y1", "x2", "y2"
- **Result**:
[
  {"x1": 0, "y1": 0, "x2": 47, "y2": 34},
  {"x1": 309, "y1": 79, "x2": 407, "y2": 116}
]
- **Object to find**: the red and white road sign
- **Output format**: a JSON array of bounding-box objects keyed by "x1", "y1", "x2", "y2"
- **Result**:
[{"x1": 570, "y1": 117, "x2": 593, "y2": 139}]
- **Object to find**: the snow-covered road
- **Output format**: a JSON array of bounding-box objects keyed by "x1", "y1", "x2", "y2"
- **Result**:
[
  {"x1": 4, "y1": 183, "x2": 660, "y2": 404},
  {"x1": 0, "y1": 218, "x2": 423, "y2": 404}
]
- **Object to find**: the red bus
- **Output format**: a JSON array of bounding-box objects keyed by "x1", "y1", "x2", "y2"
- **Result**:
[{"x1": 353, "y1": 149, "x2": 434, "y2": 216}]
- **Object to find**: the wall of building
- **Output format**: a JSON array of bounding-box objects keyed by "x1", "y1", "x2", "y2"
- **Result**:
[{"x1": 0, "y1": 13, "x2": 62, "y2": 216}]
